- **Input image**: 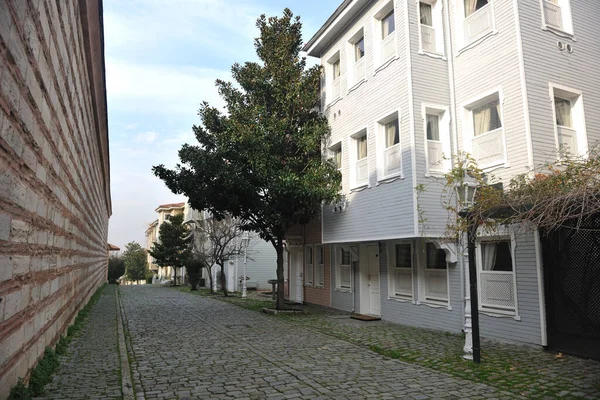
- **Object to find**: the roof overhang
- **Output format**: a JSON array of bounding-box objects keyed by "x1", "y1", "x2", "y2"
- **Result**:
[{"x1": 303, "y1": 0, "x2": 373, "y2": 58}]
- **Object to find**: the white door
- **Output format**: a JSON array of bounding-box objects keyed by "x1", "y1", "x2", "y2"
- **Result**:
[
  {"x1": 367, "y1": 245, "x2": 381, "y2": 316},
  {"x1": 289, "y1": 248, "x2": 303, "y2": 303}
]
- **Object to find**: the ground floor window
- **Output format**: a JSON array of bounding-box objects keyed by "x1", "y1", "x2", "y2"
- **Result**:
[
  {"x1": 422, "y1": 243, "x2": 448, "y2": 303},
  {"x1": 477, "y1": 238, "x2": 517, "y2": 313}
]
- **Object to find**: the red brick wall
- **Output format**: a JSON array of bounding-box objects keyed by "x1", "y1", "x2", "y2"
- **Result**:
[
  {"x1": 0, "y1": 0, "x2": 110, "y2": 396},
  {"x1": 302, "y1": 218, "x2": 331, "y2": 307}
]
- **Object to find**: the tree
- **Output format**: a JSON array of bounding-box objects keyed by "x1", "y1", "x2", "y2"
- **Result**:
[
  {"x1": 149, "y1": 214, "x2": 192, "y2": 285},
  {"x1": 122, "y1": 242, "x2": 148, "y2": 284},
  {"x1": 153, "y1": 9, "x2": 340, "y2": 309},
  {"x1": 107, "y1": 255, "x2": 125, "y2": 284},
  {"x1": 186, "y1": 257, "x2": 205, "y2": 291}
]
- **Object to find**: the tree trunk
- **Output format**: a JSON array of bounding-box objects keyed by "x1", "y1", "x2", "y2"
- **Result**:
[
  {"x1": 219, "y1": 264, "x2": 227, "y2": 296},
  {"x1": 173, "y1": 267, "x2": 178, "y2": 286},
  {"x1": 276, "y1": 237, "x2": 285, "y2": 310},
  {"x1": 207, "y1": 266, "x2": 214, "y2": 293}
]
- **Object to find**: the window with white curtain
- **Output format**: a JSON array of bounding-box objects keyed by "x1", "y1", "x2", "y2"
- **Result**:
[
  {"x1": 377, "y1": 113, "x2": 402, "y2": 180},
  {"x1": 348, "y1": 28, "x2": 366, "y2": 86},
  {"x1": 315, "y1": 245, "x2": 324, "y2": 287},
  {"x1": 472, "y1": 99, "x2": 502, "y2": 136},
  {"x1": 460, "y1": 0, "x2": 494, "y2": 46},
  {"x1": 304, "y1": 246, "x2": 313, "y2": 286},
  {"x1": 419, "y1": 1, "x2": 444, "y2": 55},
  {"x1": 552, "y1": 85, "x2": 586, "y2": 157},
  {"x1": 337, "y1": 248, "x2": 352, "y2": 289},
  {"x1": 422, "y1": 243, "x2": 448, "y2": 303},
  {"x1": 351, "y1": 130, "x2": 369, "y2": 188},
  {"x1": 541, "y1": 0, "x2": 573, "y2": 34},
  {"x1": 464, "y1": 0, "x2": 489, "y2": 17},
  {"x1": 327, "y1": 52, "x2": 341, "y2": 104},
  {"x1": 382, "y1": 10, "x2": 395, "y2": 38},
  {"x1": 374, "y1": 2, "x2": 396, "y2": 66},
  {"x1": 466, "y1": 92, "x2": 506, "y2": 168},
  {"x1": 389, "y1": 242, "x2": 413, "y2": 299},
  {"x1": 478, "y1": 239, "x2": 517, "y2": 313}
]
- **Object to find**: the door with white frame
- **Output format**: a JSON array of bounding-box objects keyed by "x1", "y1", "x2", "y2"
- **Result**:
[
  {"x1": 289, "y1": 247, "x2": 304, "y2": 303},
  {"x1": 361, "y1": 244, "x2": 381, "y2": 316}
]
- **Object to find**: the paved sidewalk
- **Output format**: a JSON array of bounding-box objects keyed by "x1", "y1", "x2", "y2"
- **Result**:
[
  {"x1": 35, "y1": 285, "x2": 122, "y2": 400},
  {"x1": 120, "y1": 286, "x2": 513, "y2": 399}
]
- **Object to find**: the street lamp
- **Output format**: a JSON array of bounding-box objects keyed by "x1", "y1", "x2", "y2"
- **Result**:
[
  {"x1": 456, "y1": 177, "x2": 481, "y2": 364},
  {"x1": 241, "y1": 233, "x2": 250, "y2": 299}
]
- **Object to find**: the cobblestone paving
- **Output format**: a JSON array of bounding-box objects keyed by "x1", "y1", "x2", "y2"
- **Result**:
[
  {"x1": 120, "y1": 286, "x2": 514, "y2": 399},
  {"x1": 35, "y1": 285, "x2": 122, "y2": 399}
]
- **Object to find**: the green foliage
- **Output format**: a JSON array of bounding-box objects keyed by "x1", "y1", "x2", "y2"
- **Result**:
[
  {"x1": 55, "y1": 335, "x2": 68, "y2": 356},
  {"x1": 28, "y1": 347, "x2": 59, "y2": 396},
  {"x1": 108, "y1": 255, "x2": 126, "y2": 283},
  {"x1": 8, "y1": 378, "x2": 30, "y2": 400},
  {"x1": 152, "y1": 9, "x2": 340, "y2": 308},
  {"x1": 186, "y1": 257, "x2": 206, "y2": 290},
  {"x1": 122, "y1": 241, "x2": 149, "y2": 283},
  {"x1": 148, "y1": 214, "x2": 191, "y2": 269}
]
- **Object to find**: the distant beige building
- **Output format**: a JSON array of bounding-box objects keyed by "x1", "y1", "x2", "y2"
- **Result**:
[{"x1": 146, "y1": 202, "x2": 186, "y2": 283}]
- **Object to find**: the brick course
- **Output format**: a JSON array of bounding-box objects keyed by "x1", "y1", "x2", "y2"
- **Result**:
[{"x1": 0, "y1": 0, "x2": 110, "y2": 397}]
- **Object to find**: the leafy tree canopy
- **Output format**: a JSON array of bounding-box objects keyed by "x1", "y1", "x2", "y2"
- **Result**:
[
  {"x1": 148, "y1": 214, "x2": 192, "y2": 284},
  {"x1": 152, "y1": 9, "x2": 340, "y2": 308},
  {"x1": 122, "y1": 241, "x2": 148, "y2": 283}
]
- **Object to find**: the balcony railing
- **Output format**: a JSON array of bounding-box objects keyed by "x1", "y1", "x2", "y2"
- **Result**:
[
  {"x1": 557, "y1": 125, "x2": 578, "y2": 155},
  {"x1": 393, "y1": 267, "x2": 412, "y2": 297},
  {"x1": 472, "y1": 127, "x2": 505, "y2": 168},
  {"x1": 356, "y1": 158, "x2": 368, "y2": 186},
  {"x1": 424, "y1": 269, "x2": 448, "y2": 302},
  {"x1": 381, "y1": 34, "x2": 396, "y2": 62},
  {"x1": 480, "y1": 271, "x2": 515, "y2": 311},
  {"x1": 543, "y1": 0, "x2": 563, "y2": 30},
  {"x1": 427, "y1": 140, "x2": 444, "y2": 171},
  {"x1": 383, "y1": 144, "x2": 401, "y2": 177},
  {"x1": 420, "y1": 24, "x2": 436, "y2": 53},
  {"x1": 463, "y1": 4, "x2": 493, "y2": 44},
  {"x1": 353, "y1": 57, "x2": 366, "y2": 83},
  {"x1": 331, "y1": 77, "x2": 340, "y2": 102}
]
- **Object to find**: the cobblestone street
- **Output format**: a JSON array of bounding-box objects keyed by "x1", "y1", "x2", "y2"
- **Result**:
[{"x1": 117, "y1": 286, "x2": 513, "y2": 400}]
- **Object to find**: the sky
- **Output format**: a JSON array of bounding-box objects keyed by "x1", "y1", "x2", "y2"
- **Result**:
[{"x1": 105, "y1": 0, "x2": 341, "y2": 251}]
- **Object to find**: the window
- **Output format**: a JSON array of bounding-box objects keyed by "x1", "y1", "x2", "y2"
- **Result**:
[
  {"x1": 423, "y1": 106, "x2": 451, "y2": 173},
  {"x1": 348, "y1": 28, "x2": 366, "y2": 87},
  {"x1": 304, "y1": 246, "x2": 314, "y2": 286},
  {"x1": 374, "y1": 3, "x2": 396, "y2": 66},
  {"x1": 377, "y1": 113, "x2": 401, "y2": 180},
  {"x1": 389, "y1": 243, "x2": 413, "y2": 299},
  {"x1": 465, "y1": 92, "x2": 506, "y2": 169},
  {"x1": 327, "y1": 52, "x2": 341, "y2": 104},
  {"x1": 350, "y1": 130, "x2": 369, "y2": 188},
  {"x1": 551, "y1": 84, "x2": 586, "y2": 157},
  {"x1": 418, "y1": 1, "x2": 444, "y2": 55},
  {"x1": 337, "y1": 248, "x2": 352, "y2": 290},
  {"x1": 315, "y1": 245, "x2": 324, "y2": 287},
  {"x1": 542, "y1": 0, "x2": 573, "y2": 35},
  {"x1": 460, "y1": 0, "x2": 494, "y2": 47},
  {"x1": 333, "y1": 145, "x2": 342, "y2": 170},
  {"x1": 477, "y1": 239, "x2": 517, "y2": 313},
  {"x1": 422, "y1": 243, "x2": 448, "y2": 303}
]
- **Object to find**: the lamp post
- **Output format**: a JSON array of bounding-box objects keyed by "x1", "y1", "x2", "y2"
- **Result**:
[
  {"x1": 241, "y1": 233, "x2": 250, "y2": 299},
  {"x1": 457, "y1": 178, "x2": 481, "y2": 364}
]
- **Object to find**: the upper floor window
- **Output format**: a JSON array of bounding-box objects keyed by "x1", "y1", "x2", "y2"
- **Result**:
[
  {"x1": 374, "y1": 2, "x2": 397, "y2": 66},
  {"x1": 477, "y1": 238, "x2": 517, "y2": 315},
  {"x1": 465, "y1": 92, "x2": 506, "y2": 169},
  {"x1": 348, "y1": 28, "x2": 366, "y2": 87},
  {"x1": 423, "y1": 105, "x2": 451, "y2": 173},
  {"x1": 330, "y1": 142, "x2": 343, "y2": 191},
  {"x1": 541, "y1": 0, "x2": 574, "y2": 35},
  {"x1": 419, "y1": 1, "x2": 444, "y2": 56},
  {"x1": 350, "y1": 129, "x2": 369, "y2": 188},
  {"x1": 551, "y1": 84, "x2": 587, "y2": 157},
  {"x1": 326, "y1": 52, "x2": 341, "y2": 104},
  {"x1": 377, "y1": 112, "x2": 402, "y2": 181},
  {"x1": 460, "y1": 0, "x2": 494, "y2": 47}
]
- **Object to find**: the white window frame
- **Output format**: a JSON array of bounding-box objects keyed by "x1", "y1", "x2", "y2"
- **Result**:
[
  {"x1": 329, "y1": 141, "x2": 343, "y2": 192},
  {"x1": 422, "y1": 104, "x2": 451, "y2": 175},
  {"x1": 549, "y1": 83, "x2": 588, "y2": 159},
  {"x1": 336, "y1": 246, "x2": 352, "y2": 291},
  {"x1": 417, "y1": 241, "x2": 450, "y2": 307},
  {"x1": 347, "y1": 27, "x2": 366, "y2": 90},
  {"x1": 326, "y1": 50, "x2": 342, "y2": 106},
  {"x1": 376, "y1": 110, "x2": 403, "y2": 182},
  {"x1": 387, "y1": 241, "x2": 414, "y2": 301},
  {"x1": 417, "y1": 0, "x2": 445, "y2": 58},
  {"x1": 373, "y1": 1, "x2": 397, "y2": 69},
  {"x1": 455, "y1": 0, "x2": 497, "y2": 52},
  {"x1": 304, "y1": 245, "x2": 314, "y2": 287},
  {"x1": 349, "y1": 128, "x2": 369, "y2": 189},
  {"x1": 540, "y1": 0, "x2": 574, "y2": 38},
  {"x1": 315, "y1": 245, "x2": 325, "y2": 288},
  {"x1": 462, "y1": 88, "x2": 508, "y2": 170},
  {"x1": 475, "y1": 234, "x2": 520, "y2": 317}
]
